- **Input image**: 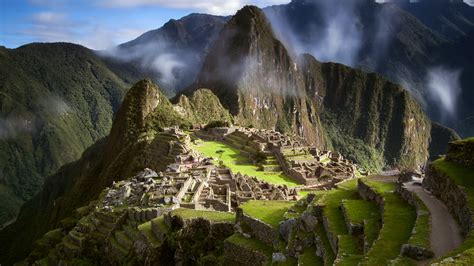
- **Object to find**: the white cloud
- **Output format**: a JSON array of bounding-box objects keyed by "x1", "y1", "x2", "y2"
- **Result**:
[
  {"x1": 99, "y1": 0, "x2": 290, "y2": 15},
  {"x1": 23, "y1": 11, "x2": 145, "y2": 49}
]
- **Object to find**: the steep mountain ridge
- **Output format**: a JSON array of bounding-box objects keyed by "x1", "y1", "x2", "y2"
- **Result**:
[
  {"x1": 0, "y1": 43, "x2": 128, "y2": 224},
  {"x1": 301, "y1": 55, "x2": 432, "y2": 170},
  {"x1": 193, "y1": 6, "x2": 327, "y2": 147},
  {"x1": 190, "y1": 5, "x2": 431, "y2": 171}
]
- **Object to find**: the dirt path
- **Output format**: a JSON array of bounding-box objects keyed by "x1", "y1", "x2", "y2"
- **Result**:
[{"x1": 404, "y1": 182, "x2": 463, "y2": 258}]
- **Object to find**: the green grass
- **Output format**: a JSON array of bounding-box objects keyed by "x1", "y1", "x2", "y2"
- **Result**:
[
  {"x1": 364, "y1": 218, "x2": 381, "y2": 252},
  {"x1": 138, "y1": 221, "x2": 161, "y2": 247},
  {"x1": 193, "y1": 140, "x2": 299, "y2": 186},
  {"x1": 432, "y1": 158, "x2": 474, "y2": 209},
  {"x1": 225, "y1": 233, "x2": 272, "y2": 256},
  {"x1": 317, "y1": 180, "x2": 363, "y2": 264},
  {"x1": 360, "y1": 179, "x2": 417, "y2": 265},
  {"x1": 171, "y1": 208, "x2": 235, "y2": 223},
  {"x1": 315, "y1": 221, "x2": 336, "y2": 266},
  {"x1": 318, "y1": 180, "x2": 360, "y2": 235},
  {"x1": 407, "y1": 198, "x2": 430, "y2": 249},
  {"x1": 342, "y1": 199, "x2": 380, "y2": 226},
  {"x1": 299, "y1": 247, "x2": 324, "y2": 266},
  {"x1": 240, "y1": 200, "x2": 294, "y2": 228}
]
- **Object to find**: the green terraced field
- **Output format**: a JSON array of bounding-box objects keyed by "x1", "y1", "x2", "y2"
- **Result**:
[
  {"x1": 360, "y1": 179, "x2": 417, "y2": 265},
  {"x1": 193, "y1": 140, "x2": 299, "y2": 186},
  {"x1": 171, "y1": 208, "x2": 235, "y2": 222},
  {"x1": 240, "y1": 200, "x2": 294, "y2": 228}
]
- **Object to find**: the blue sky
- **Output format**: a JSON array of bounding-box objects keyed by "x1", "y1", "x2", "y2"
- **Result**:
[
  {"x1": 1, "y1": 0, "x2": 473, "y2": 50},
  {"x1": 0, "y1": 0, "x2": 290, "y2": 50}
]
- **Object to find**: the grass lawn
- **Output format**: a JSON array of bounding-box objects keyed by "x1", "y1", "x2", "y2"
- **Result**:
[
  {"x1": 225, "y1": 233, "x2": 272, "y2": 256},
  {"x1": 317, "y1": 179, "x2": 363, "y2": 264},
  {"x1": 240, "y1": 200, "x2": 294, "y2": 228},
  {"x1": 360, "y1": 179, "x2": 416, "y2": 265},
  {"x1": 193, "y1": 140, "x2": 299, "y2": 187},
  {"x1": 171, "y1": 208, "x2": 235, "y2": 223},
  {"x1": 315, "y1": 221, "x2": 336, "y2": 266},
  {"x1": 341, "y1": 198, "x2": 381, "y2": 251},
  {"x1": 342, "y1": 199, "x2": 380, "y2": 226},
  {"x1": 299, "y1": 247, "x2": 324, "y2": 266},
  {"x1": 407, "y1": 198, "x2": 430, "y2": 249}
]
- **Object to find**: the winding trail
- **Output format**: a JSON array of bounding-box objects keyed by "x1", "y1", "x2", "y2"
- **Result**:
[{"x1": 404, "y1": 181, "x2": 463, "y2": 258}]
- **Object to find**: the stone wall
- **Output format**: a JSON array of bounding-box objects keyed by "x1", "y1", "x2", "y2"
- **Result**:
[
  {"x1": 396, "y1": 184, "x2": 434, "y2": 260},
  {"x1": 224, "y1": 239, "x2": 269, "y2": 266},
  {"x1": 341, "y1": 203, "x2": 363, "y2": 235},
  {"x1": 446, "y1": 140, "x2": 474, "y2": 169},
  {"x1": 236, "y1": 208, "x2": 280, "y2": 247},
  {"x1": 423, "y1": 165, "x2": 473, "y2": 237}
]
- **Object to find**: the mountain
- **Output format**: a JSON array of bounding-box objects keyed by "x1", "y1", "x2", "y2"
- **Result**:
[
  {"x1": 263, "y1": 0, "x2": 474, "y2": 136},
  {"x1": 0, "y1": 43, "x2": 128, "y2": 225},
  {"x1": 0, "y1": 6, "x2": 464, "y2": 264},
  {"x1": 187, "y1": 5, "x2": 431, "y2": 171},
  {"x1": 100, "y1": 13, "x2": 228, "y2": 97},
  {"x1": 390, "y1": 0, "x2": 474, "y2": 40},
  {"x1": 0, "y1": 79, "x2": 233, "y2": 264}
]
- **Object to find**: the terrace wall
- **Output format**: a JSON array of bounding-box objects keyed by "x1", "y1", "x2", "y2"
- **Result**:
[{"x1": 423, "y1": 165, "x2": 473, "y2": 237}]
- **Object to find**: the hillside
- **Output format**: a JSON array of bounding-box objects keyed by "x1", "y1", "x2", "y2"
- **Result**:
[
  {"x1": 189, "y1": 5, "x2": 431, "y2": 171},
  {"x1": 0, "y1": 79, "x2": 235, "y2": 263},
  {"x1": 0, "y1": 43, "x2": 128, "y2": 225},
  {"x1": 263, "y1": 0, "x2": 474, "y2": 136}
]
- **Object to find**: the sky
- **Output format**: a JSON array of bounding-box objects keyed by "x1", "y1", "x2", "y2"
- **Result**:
[
  {"x1": 1, "y1": 0, "x2": 474, "y2": 50},
  {"x1": 0, "y1": 0, "x2": 290, "y2": 50}
]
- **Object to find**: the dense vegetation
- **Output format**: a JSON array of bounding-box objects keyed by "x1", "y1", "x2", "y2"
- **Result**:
[{"x1": 0, "y1": 43, "x2": 128, "y2": 224}]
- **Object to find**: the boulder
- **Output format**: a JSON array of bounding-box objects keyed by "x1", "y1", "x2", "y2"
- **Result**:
[
  {"x1": 301, "y1": 212, "x2": 317, "y2": 232},
  {"x1": 279, "y1": 218, "x2": 298, "y2": 242}
]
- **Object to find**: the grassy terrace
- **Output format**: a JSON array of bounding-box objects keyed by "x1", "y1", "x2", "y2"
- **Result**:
[
  {"x1": 407, "y1": 198, "x2": 430, "y2": 249},
  {"x1": 360, "y1": 179, "x2": 416, "y2": 265},
  {"x1": 316, "y1": 180, "x2": 364, "y2": 264},
  {"x1": 432, "y1": 157, "x2": 474, "y2": 263},
  {"x1": 240, "y1": 200, "x2": 294, "y2": 228},
  {"x1": 225, "y1": 233, "x2": 272, "y2": 256},
  {"x1": 193, "y1": 140, "x2": 299, "y2": 187},
  {"x1": 299, "y1": 247, "x2": 324, "y2": 266},
  {"x1": 342, "y1": 199, "x2": 379, "y2": 226},
  {"x1": 170, "y1": 208, "x2": 235, "y2": 223},
  {"x1": 315, "y1": 221, "x2": 336, "y2": 266},
  {"x1": 342, "y1": 199, "x2": 381, "y2": 249}
]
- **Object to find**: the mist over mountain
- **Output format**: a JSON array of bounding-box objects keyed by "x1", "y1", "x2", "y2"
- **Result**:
[
  {"x1": 99, "y1": 13, "x2": 228, "y2": 97},
  {"x1": 263, "y1": 0, "x2": 474, "y2": 136},
  {"x1": 1, "y1": 1, "x2": 474, "y2": 265}
]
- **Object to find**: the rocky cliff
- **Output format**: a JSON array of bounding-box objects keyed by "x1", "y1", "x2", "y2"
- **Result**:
[
  {"x1": 192, "y1": 6, "x2": 327, "y2": 147},
  {"x1": 302, "y1": 57, "x2": 432, "y2": 171}
]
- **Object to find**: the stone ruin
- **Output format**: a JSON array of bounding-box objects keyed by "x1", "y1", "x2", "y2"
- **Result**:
[
  {"x1": 220, "y1": 127, "x2": 357, "y2": 188},
  {"x1": 101, "y1": 138, "x2": 297, "y2": 214}
]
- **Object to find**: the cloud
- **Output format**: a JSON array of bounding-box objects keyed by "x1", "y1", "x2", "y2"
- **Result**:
[
  {"x1": 265, "y1": 0, "x2": 364, "y2": 66},
  {"x1": 0, "y1": 116, "x2": 34, "y2": 140},
  {"x1": 22, "y1": 11, "x2": 145, "y2": 49},
  {"x1": 99, "y1": 0, "x2": 290, "y2": 15},
  {"x1": 426, "y1": 66, "x2": 463, "y2": 120}
]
